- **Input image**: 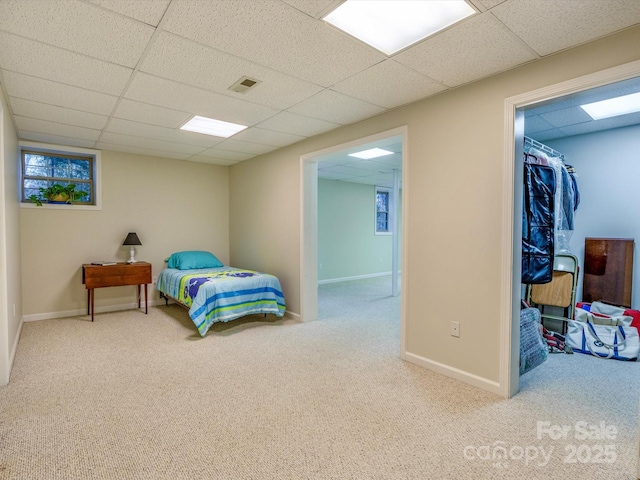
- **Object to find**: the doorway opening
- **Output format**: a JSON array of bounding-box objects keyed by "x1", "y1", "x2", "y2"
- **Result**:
[
  {"x1": 502, "y1": 60, "x2": 640, "y2": 397},
  {"x1": 300, "y1": 126, "x2": 407, "y2": 349}
]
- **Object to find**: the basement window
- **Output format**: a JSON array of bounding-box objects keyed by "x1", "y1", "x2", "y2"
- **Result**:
[
  {"x1": 375, "y1": 186, "x2": 392, "y2": 235},
  {"x1": 20, "y1": 143, "x2": 101, "y2": 210}
]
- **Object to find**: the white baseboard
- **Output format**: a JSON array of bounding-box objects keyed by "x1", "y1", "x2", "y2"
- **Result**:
[
  {"x1": 402, "y1": 351, "x2": 503, "y2": 397},
  {"x1": 284, "y1": 310, "x2": 301, "y2": 322},
  {"x1": 2, "y1": 318, "x2": 25, "y2": 386},
  {"x1": 23, "y1": 299, "x2": 160, "y2": 322},
  {"x1": 8, "y1": 317, "x2": 23, "y2": 377},
  {"x1": 318, "y1": 271, "x2": 392, "y2": 285},
  {"x1": 24, "y1": 300, "x2": 298, "y2": 325}
]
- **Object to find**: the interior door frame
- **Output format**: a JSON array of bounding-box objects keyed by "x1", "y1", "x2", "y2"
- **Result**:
[
  {"x1": 300, "y1": 125, "x2": 408, "y2": 352},
  {"x1": 500, "y1": 59, "x2": 640, "y2": 398},
  {"x1": 0, "y1": 97, "x2": 7, "y2": 386}
]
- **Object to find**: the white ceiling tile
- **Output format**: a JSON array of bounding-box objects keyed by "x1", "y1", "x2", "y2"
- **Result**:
[
  {"x1": 9, "y1": 98, "x2": 108, "y2": 130},
  {"x1": 317, "y1": 155, "x2": 354, "y2": 166},
  {"x1": 231, "y1": 127, "x2": 306, "y2": 147},
  {"x1": 370, "y1": 155, "x2": 403, "y2": 169},
  {"x1": 87, "y1": 0, "x2": 171, "y2": 26},
  {"x1": 347, "y1": 174, "x2": 392, "y2": 186},
  {"x1": 532, "y1": 129, "x2": 570, "y2": 143},
  {"x1": 15, "y1": 116, "x2": 101, "y2": 141},
  {"x1": 524, "y1": 76, "x2": 640, "y2": 139},
  {"x1": 0, "y1": 32, "x2": 132, "y2": 95},
  {"x1": 106, "y1": 118, "x2": 225, "y2": 148},
  {"x1": 141, "y1": 32, "x2": 323, "y2": 110},
  {"x1": 0, "y1": 71, "x2": 118, "y2": 115},
  {"x1": 526, "y1": 76, "x2": 640, "y2": 115},
  {"x1": 280, "y1": 0, "x2": 339, "y2": 18},
  {"x1": 112, "y1": 99, "x2": 191, "y2": 129},
  {"x1": 560, "y1": 112, "x2": 640, "y2": 137},
  {"x1": 332, "y1": 59, "x2": 447, "y2": 109},
  {"x1": 95, "y1": 141, "x2": 190, "y2": 160},
  {"x1": 317, "y1": 171, "x2": 348, "y2": 181},
  {"x1": 0, "y1": 0, "x2": 155, "y2": 68},
  {"x1": 477, "y1": 0, "x2": 508, "y2": 9},
  {"x1": 99, "y1": 131, "x2": 204, "y2": 155},
  {"x1": 256, "y1": 111, "x2": 339, "y2": 137},
  {"x1": 491, "y1": 0, "x2": 640, "y2": 56},
  {"x1": 394, "y1": 12, "x2": 537, "y2": 87},
  {"x1": 125, "y1": 73, "x2": 279, "y2": 126},
  {"x1": 318, "y1": 164, "x2": 370, "y2": 177},
  {"x1": 539, "y1": 107, "x2": 593, "y2": 128},
  {"x1": 288, "y1": 90, "x2": 386, "y2": 124},
  {"x1": 195, "y1": 148, "x2": 255, "y2": 162},
  {"x1": 162, "y1": 0, "x2": 385, "y2": 87},
  {"x1": 18, "y1": 131, "x2": 97, "y2": 149},
  {"x1": 214, "y1": 139, "x2": 279, "y2": 156},
  {"x1": 346, "y1": 160, "x2": 394, "y2": 173},
  {"x1": 522, "y1": 114, "x2": 555, "y2": 134}
]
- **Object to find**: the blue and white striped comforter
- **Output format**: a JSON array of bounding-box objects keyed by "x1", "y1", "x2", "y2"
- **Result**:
[{"x1": 157, "y1": 267, "x2": 286, "y2": 336}]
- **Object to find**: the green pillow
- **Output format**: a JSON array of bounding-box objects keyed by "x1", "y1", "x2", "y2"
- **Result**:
[{"x1": 167, "y1": 251, "x2": 223, "y2": 270}]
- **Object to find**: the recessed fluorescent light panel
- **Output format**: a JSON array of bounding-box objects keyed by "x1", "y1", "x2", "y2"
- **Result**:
[
  {"x1": 323, "y1": 0, "x2": 475, "y2": 55},
  {"x1": 349, "y1": 148, "x2": 394, "y2": 159},
  {"x1": 180, "y1": 115, "x2": 247, "y2": 138},
  {"x1": 580, "y1": 91, "x2": 640, "y2": 120}
]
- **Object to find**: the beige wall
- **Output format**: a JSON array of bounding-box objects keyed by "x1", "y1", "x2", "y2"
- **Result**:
[
  {"x1": 228, "y1": 151, "x2": 300, "y2": 312},
  {"x1": 318, "y1": 178, "x2": 399, "y2": 281},
  {"x1": 0, "y1": 85, "x2": 20, "y2": 385},
  {"x1": 20, "y1": 151, "x2": 229, "y2": 317},
  {"x1": 229, "y1": 26, "x2": 640, "y2": 385}
]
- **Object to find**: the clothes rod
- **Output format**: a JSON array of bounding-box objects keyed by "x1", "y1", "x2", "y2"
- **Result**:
[{"x1": 524, "y1": 136, "x2": 565, "y2": 161}]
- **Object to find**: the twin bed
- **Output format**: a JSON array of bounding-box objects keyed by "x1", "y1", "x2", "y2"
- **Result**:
[{"x1": 156, "y1": 251, "x2": 286, "y2": 336}]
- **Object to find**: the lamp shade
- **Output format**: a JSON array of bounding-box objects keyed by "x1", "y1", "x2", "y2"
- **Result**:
[{"x1": 122, "y1": 232, "x2": 142, "y2": 246}]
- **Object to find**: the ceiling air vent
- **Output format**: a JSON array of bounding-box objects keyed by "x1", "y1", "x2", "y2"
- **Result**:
[{"x1": 229, "y1": 76, "x2": 261, "y2": 94}]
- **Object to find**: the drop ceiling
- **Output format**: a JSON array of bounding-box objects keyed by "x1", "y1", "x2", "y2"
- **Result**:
[
  {"x1": 0, "y1": 0, "x2": 639, "y2": 178},
  {"x1": 524, "y1": 75, "x2": 640, "y2": 142},
  {"x1": 317, "y1": 135, "x2": 403, "y2": 189}
]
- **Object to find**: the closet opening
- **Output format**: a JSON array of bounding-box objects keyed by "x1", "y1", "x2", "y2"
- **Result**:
[{"x1": 506, "y1": 65, "x2": 640, "y2": 397}]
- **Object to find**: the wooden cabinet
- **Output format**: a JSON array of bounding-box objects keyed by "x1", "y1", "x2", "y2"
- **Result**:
[
  {"x1": 82, "y1": 262, "x2": 152, "y2": 321},
  {"x1": 582, "y1": 238, "x2": 634, "y2": 307}
]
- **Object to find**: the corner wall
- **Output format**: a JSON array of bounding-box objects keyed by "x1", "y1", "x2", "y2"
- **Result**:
[
  {"x1": 0, "y1": 83, "x2": 20, "y2": 386},
  {"x1": 229, "y1": 25, "x2": 640, "y2": 390},
  {"x1": 318, "y1": 179, "x2": 399, "y2": 282}
]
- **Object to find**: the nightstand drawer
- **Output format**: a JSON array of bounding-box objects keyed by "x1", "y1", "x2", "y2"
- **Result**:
[{"x1": 83, "y1": 263, "x2": 151, "y2": 288}]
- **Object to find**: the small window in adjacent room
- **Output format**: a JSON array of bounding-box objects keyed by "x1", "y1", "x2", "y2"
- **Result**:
[
  {"x1": 375, "y1": 187, "x2": 392, "y2": 235},
  {"x1": 20, "y1": 144, "x2": 101, "y2": 209}
]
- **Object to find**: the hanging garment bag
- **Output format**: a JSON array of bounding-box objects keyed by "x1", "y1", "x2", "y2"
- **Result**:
[{"x1": 522, "y1": 162, "x2": 556, "y2": 284}]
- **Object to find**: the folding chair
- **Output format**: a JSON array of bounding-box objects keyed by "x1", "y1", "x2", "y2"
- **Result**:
[{"x1": 526, "y1": 253, "x2": 579, "y2": 333}]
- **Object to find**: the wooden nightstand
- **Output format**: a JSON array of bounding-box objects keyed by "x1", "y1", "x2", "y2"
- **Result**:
[{"x1": 82, "y1": 262, "x2": 152, "y2": 321}]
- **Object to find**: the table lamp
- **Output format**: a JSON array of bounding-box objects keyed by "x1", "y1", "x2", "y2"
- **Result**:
[{"x1": 123, "y1": 232, "x2": 142, "y2": 263}]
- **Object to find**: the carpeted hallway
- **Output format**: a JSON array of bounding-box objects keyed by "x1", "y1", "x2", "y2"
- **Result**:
[{"x1": 0, "y1": 277, "x2": 638, "y2": 479}]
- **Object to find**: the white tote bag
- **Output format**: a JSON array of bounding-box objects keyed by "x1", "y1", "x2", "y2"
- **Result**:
[
  {"x1": 566, "y1": 320, "x2": 639, "y2": 361},
  {"x1": 575, "y1": 307, "x2": 633, "y2": 326}
]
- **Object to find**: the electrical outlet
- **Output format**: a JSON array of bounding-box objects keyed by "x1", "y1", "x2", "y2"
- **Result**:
[
  {"x1": 152, "y1": 276, "x2": 158, "y2": 284},
  {"x1": 450, "y1": 321, "x2": 460, "y2": 338}
]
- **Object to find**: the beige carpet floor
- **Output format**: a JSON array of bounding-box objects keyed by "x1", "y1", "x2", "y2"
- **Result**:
[{"x1": 0, "y1": 276, "x2": 638, "y2": 479}]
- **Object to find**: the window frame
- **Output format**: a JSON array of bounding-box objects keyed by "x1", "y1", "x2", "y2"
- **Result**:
[
  {"x1": 19, "y1": 142, "x2": 102, "y2": 210},
  {"x1": 375, "y1": 186, "x2": 392, "y2": 235}
]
